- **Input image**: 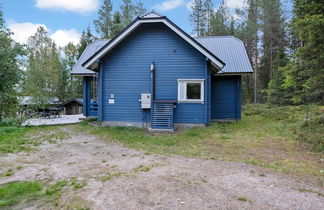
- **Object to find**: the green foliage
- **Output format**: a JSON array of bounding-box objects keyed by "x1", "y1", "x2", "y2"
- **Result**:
[
  {"x1": 0, "y1": 6, "x2": 26, "y2": 121},
  {"x1": 77, "y1": 26, "x2": 95, "y2": 59},
  {"x1": 120, "y1": 0, "x2": 135, "y2": 25},
  {"x1": 94, "y1": 0, "x2": 146, "y2": 39},
  {"x1": 210, "y1": 0, "x2": 230, "y2": 36},
  {"x1": 267, "y1": 0, "x2": 324, "y2": 105},
  {"x1": 0, "y1": 181, "x2": 42, "y2": 207},
  {"x1": 0, "y1": 117, "x2": 25, "y2": 127},
  {"x1": 23, "y1": 27, "x2": 61, "y2": 105},
  {"x1": 111, "y1": 11, "x2": 124, "y2": 37}
]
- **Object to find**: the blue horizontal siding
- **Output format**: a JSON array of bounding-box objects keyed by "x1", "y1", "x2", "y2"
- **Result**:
[
  {"x1": 211, "y1": 76, "x2": 241, "y2": 120},
  {"x1": 101, "y1": 23, "x2": 207, "y2": 124}
]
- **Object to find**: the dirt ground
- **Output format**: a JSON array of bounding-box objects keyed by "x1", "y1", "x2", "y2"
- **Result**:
[{"x1": 1, "y1": 126, "x2": 323, "y2": 210}]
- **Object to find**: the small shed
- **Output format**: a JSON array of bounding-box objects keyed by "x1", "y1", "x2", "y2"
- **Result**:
[{"x1": 59, "y1": 98, "x2": 83, "y2": 115}]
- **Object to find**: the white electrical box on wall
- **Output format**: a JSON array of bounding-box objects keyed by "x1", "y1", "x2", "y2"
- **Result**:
[{"x1": 140, "y1": 93, "x2": 151, "y2": 109}]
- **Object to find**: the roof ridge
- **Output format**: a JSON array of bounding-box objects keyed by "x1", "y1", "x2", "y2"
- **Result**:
[
  {"x1": 140, "y1": 10, "x2": 165, "y2": 19},
  {"x1": 195, "y1": 35, "x2": 242, "y2": 42}
]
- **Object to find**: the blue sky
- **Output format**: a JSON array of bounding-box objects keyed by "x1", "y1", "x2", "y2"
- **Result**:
[{"x1": 2, "y1": 0, "x2": 244, "y2": 47}]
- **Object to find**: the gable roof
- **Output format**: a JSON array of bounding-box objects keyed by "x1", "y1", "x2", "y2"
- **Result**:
[
  {"x1": 195, "y1": 36, "x2": 253, "y2": 74},
  {"x1": 71, "y1": 39, "x2": 110, "y2": 75},
  {"x1": 59, "y1": 98, "x2": 83, "y2": 107},
  {"x1": 82, "y1": 11, "x2": 225, "y2": 71}
]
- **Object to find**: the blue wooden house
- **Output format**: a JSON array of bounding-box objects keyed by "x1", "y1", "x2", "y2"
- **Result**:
[{"x1": 71, "y1": 12, "x2": 253, "y2": 130}]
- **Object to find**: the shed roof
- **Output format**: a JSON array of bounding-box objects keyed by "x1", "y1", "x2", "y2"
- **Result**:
[
  {"x1": 195, "y1": 36, "x2": 253, "y2": 74},
  {"x1": 71, "y1": 40, "x2": 109, "y2": 75},
  {"x1": 59, "y1": 98, "x2": 83, "y2": 107}
]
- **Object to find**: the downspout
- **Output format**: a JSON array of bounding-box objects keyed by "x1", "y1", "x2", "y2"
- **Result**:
[
  {"x1": 150, "y1": 62, "x2": 155, "y2": 101},
  {"x1": 83, "y1": 77, "x2": 88, "y2": 117},
  {"x1": 205, "y1": 58, "x2": 209, "y2": 124},
  {"x1": 98, "y1": 59, "x2": 103, "y2": 121}
]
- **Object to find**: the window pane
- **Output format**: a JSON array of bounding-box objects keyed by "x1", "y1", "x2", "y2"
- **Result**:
[{"x1": 187, "y1": 83, "x2": 201, "y2": 99}]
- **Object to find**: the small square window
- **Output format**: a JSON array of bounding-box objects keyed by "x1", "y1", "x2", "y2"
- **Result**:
[
  {"x1": 187, "y1": 83, "x2": 201, "y2": 99},
  {"x1": 177, "y1": 79, "x2": 204, "y2": 103}
]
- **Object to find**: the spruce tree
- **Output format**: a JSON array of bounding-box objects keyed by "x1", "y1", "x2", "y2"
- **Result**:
[
  {"x1": 94, "y1": 0, "x2": 113, "y2": 38},
  {"x1": 111, "y1": 11, "x2": 124, "y2": 37},
  {"x1": 77, "y1": 26, "x2": 95, "y2": 59}
]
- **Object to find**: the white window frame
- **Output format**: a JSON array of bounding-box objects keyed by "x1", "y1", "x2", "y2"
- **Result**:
[{"x1": 177, "y1": 79, "x2": 204, "y2": 103}]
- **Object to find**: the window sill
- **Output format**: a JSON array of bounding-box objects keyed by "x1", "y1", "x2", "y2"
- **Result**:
[{"x1": 178, "y1": 100, "x2": 204, "y2": 104}]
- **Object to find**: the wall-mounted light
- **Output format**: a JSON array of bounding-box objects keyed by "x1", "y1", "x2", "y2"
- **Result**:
[{"x1": 150, "y1": 62, "x2": 155, "y2": 71}]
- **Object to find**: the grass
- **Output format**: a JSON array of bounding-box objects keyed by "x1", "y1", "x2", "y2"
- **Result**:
[
  {"x1": 237, "y1": 197, "x2": 248, "y2": 202},
  {"x1": 132, "y1": 163, "x2": 162, "y2": 173},
  {"x1": 75, "y1": 105, "x2": 324, "y2": 183},
  {"x1": 0, "y1": 178, "x2": 88, "y2": 208},
  {"x1": 0, "y1": 125, "x2": 69, "y2": 154},
  {"x1": 0, "y1": 181, "x2": 43, "y2": 207},
  {"x1": 99, "y1": 172, "x2": 122, "y2": 182}
]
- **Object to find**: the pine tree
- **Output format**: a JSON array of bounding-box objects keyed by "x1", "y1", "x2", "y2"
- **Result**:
[
  {"x1": 94, "y1": 0, "x2": 113, "y2": 38},
  {"x1": 204, "y1": 0, "x2": 214, "y2": 35},
  {"x1": 120, "y1": 0, "x2": 135, "y2": 26},
  {"x1": 259, "y1": 0, "x2": 287, "y2": 102},
  {"x1": 244, "y1": 0, "x2": 260, "y2": 104},
  {"x1": 190, "y1": 0, "x2": 206, "y2": 36}
]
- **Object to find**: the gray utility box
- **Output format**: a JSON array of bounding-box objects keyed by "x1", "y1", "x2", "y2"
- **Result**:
[{"x1": 140, "y1": 93, "x2": 151, "y2": 109}]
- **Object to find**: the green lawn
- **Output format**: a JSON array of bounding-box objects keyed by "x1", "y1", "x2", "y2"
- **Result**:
[
  {"x1": 76, "y1": 104, "x2": 324, "y2": 180},
  {"x1": 0, "y1": 179, "x2": 87, "y2": 208},
  {"x1": 0, "y1": 125, "x2": 69, "y2": 154},
  {"x1": 0, "y1": 181, "x2": 43, "y2": 207}
]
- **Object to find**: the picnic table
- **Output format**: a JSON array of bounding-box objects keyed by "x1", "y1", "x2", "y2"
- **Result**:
[{"x1": 41, "y1": 107, "x2": 63, "y2": 118}]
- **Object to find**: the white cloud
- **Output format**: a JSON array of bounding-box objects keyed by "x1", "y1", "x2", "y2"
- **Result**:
[
  {"x1": 186, "y1": 0, "x2": 194, "y2": 10},
  {"x1": 225, "y1": 0, "x2": 246, "y2": 9},
  {"x1": 154, "y1": 0, "x2": 184, "y2": 11},
  {"x1": 50, "y1": 29, "x2": 81, "y2": 47},
  {"x1": 8, "y1": 22, "x2": 48, "y2": 44},
  {"x1": 8, "y1": 21, "x2": 80, "y2": 47},
  {"x1": 34, "y1": 0, "x2": 99, "y2": 14}
]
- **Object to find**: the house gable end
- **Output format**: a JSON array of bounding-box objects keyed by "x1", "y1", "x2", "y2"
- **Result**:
[{"x1": 82, "y1": 14, "x2": 225, "y2": 71}]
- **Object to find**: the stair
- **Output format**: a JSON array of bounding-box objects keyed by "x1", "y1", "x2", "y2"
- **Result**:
[{"x1": 151, "y1": 102, "x2": 174, "y2": 129}]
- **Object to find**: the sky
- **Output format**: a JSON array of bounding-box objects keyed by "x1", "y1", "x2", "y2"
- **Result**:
[{"x1": 1, "y1": 0, "x2": 246, "y2": 47}]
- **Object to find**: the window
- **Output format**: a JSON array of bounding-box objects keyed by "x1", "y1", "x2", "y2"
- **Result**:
[{"x1": 177, "y1": 79, "x2": 204, "y2": 103}]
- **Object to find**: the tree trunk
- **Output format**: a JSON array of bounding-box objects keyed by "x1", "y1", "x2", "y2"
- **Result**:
[{"x1": 254, "y1": 34, "x2": 258, "y2": 104}]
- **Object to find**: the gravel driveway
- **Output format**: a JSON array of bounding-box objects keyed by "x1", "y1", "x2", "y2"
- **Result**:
[
  {"x1": 0, "y1": 126, "x2": 323, "y2": 209},
  {"x1": 22, "y1": 114, "x2": 82, "y2": 126}
]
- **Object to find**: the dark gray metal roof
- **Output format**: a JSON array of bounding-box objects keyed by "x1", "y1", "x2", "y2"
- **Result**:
[
  {"x1": 73, "y1": 35, "x2": 252, "y2": 75},
  {"x1": 195, "y1": 36, "x2": 253, "y2": 74},
  {"x1": 59, "y1": 98, "x2": 83, "y2": 107},
  {"x1": 71, "y1": 39, "x2": 110, "y2": 75}
]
